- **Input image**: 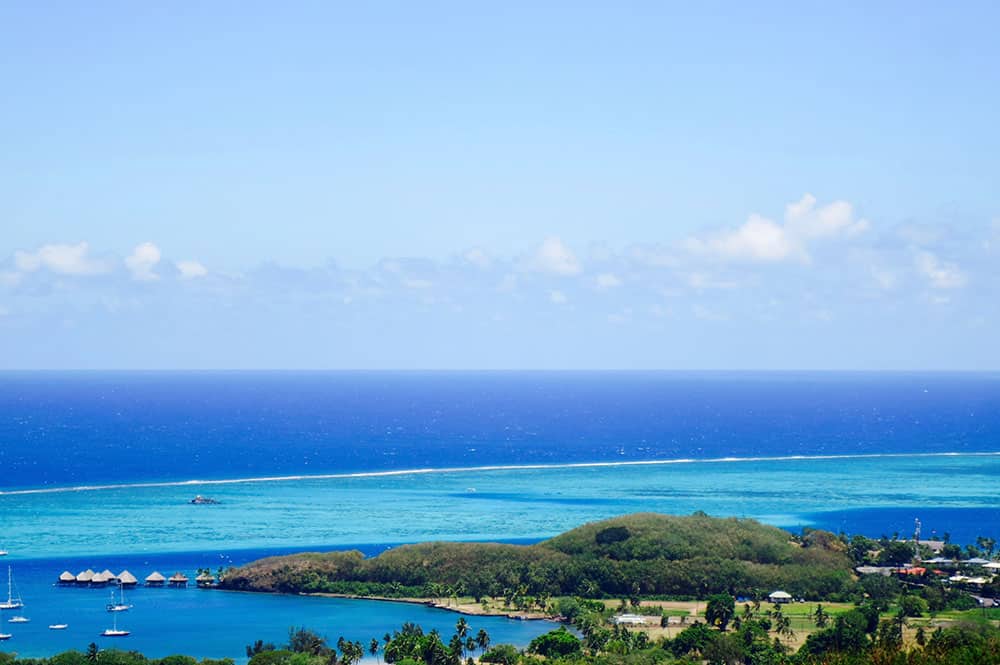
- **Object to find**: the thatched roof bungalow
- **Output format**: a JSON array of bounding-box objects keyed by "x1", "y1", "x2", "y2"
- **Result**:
[
  {"x1": 76, "y1": 569, "x2": 95, "y2": 584},
  {"x1": 168, "y1": 572, "x2": 189, "y2": 587},
  {"x1": 117, "y1": 570, "x2": 138, "y2": 587},
  {"x1": 195, "y1": 573, "x2": 215, "y2": 588},
  {"x1": 91, "y1": 571, "x2": 111, "y2": 586},
  {"x1": 58, "y1": 571, "x2": 76, "y2": 585},
  {"x1": 145, "y1": 571, "x2": 166, "y2": 586}
]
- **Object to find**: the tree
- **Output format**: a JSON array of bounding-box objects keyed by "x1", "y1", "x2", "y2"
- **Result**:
[
  {"x1": 246, "y1": 640, "x2": 277, "y2": 658},
  {"x1": 86, "y1": 643, "x2": 100, "y2": 664},
  {"x1": 370, "y1": 638, "x2": 381, "y2": 663},
  {"x1": 878, "y1": 540, "x2": 916, "y2": 565},
  {"x1": 454, "y1": 618, "x2": 468, "y2": 640},
  {"x1": 977, "y1": 536, "x2": 996, "y2": 558},
  {"x1": 527, "y1": 627, "x2": 581, "y2": 658},
  {"x1": 706, "y1": 594, "x2": 736, "y2": 631},
  {"x1": 475, "y1": 629, "x2": 490, "y2": 655},
  {"x1": 898, "y1": 594, "x2": 928, "y2": 618},
  {"x1": 812, "y1": 604, "x2": 830, "y2": 628},
  {"x1": 287, "y1": 627, "x2": 330, "y2": 656},
  {"x1": 769, "y1": 606, "x2": 794, "y2": 644},
  {"x1": 480, "y1": 645, "x2": 519, "y2": 665}
]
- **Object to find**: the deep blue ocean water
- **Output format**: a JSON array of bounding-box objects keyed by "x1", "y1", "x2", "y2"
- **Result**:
[
  {"x1": 1, "y1": 371, "x2": 999, "y2": 659},
  {"x1": 3, "y1": 371, "x2": 998, "y2": 490}
]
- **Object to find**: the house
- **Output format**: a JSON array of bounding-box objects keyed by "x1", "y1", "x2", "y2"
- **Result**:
[
  {"x1": 613, "y1": 614, "x2": 648, "y2": 625},
  {"x1": 768, "y1": 590, "x2": 792, "y2": 604}
]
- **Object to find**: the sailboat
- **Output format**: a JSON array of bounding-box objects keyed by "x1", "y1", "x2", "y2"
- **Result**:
[
  {"x1": 0, "y1": 566, "x2": 23, "y2": 611},
  {"x1": 0, "y1": 632, "x2": 10, "y2": 640},
  {"x1": 100, "y1": 609, "x2": 129, "y2": 637},
  {"x1": 107, "y1": 582, "x2": 132, "y2": 612}
]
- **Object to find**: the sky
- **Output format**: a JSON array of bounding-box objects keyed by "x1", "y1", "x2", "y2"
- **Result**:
[{"x1": 1, "y1": 1, "x2": 999, "y2": 369}]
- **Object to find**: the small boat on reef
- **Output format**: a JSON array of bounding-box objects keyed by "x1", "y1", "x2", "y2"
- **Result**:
[
  {"x1": 7, "y1": 616, "x2": 29, "y2": 623},
  {"x1": 0, "y1": 632, "x2": 11, "y2": 641},
  {"x1": 49, "y1": 624, "x2": 69, "y2": 630},
  {"x1": 190, "y1": 495, "x2": 220, "y2": 505}
]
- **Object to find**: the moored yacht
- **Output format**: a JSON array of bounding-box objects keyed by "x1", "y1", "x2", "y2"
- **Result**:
[
  {"x1": 107, "y1": 583, "x2": 132, "y2": 612},
  {"x1": 101, "y1": 607, "x2": 129, "y2": 637},
  {"x1": 0, "y1": 567, "x2": 23, "y2": 611}
]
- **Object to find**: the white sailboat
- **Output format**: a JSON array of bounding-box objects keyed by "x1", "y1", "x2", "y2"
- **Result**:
[
  {"x1": 7, "y1": 616, "x2": 28, "y2": 623},
  {"x1": 101, "y1": 609, "x2": 129, "y2": 637},
  {"x1": 107, "y1": 582, "x2": 132, "y2": 612},
  {"x1": 0, "y1": 566, "x2": 23, "y2": 611},
  {"x1": 49, "y1": 623, "x2": 69, "y2": 630},
  {"x1": 0, "y1": 632, "x2": 10, "y2": 641}
]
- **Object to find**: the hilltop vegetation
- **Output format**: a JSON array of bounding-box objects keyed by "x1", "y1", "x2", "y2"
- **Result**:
[{"x1": 220, "y1": 513, "x2": 855, "y2": 600}]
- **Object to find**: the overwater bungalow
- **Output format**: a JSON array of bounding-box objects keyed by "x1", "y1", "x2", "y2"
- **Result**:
[
  {"x1": 91, "y1": 571, "x2": 110, "y2": 587},
  {"x1": 168, "y1": 572, "x2": 189, "y2": 588},
  {"x1": 195, "y1": 573, "x2": 215, "y2": 588},
  {"x1": 145, "y1": 571, "x2": 166, "y2": 587},
  {"x1": 117, "y1": 570, "x2": 138, "y2": 587},
  {"x1": 76, "y1": 569, "x2": 95, "y2": 585},
  {"x1": 57, "y1": 571, "x2": 75, "y2": 585}
]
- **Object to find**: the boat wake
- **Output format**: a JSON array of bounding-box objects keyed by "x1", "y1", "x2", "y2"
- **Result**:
[{"x1": 1, "y1": 450, "x2": 998, "y2": 497}]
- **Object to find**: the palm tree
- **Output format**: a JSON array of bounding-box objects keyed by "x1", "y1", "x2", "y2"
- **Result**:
[
  {"x1": 86, "y1": 643, "x2": 100, "y2": 663},
  {"x1": 770, "y1": 606, "x2": 794, "y2": 644},
  {"x1": 813, "y1": 604, "x2": 830, "y2": 628},
  {"x1": 370, "y1": 638, "x2": 380, "y2": 663},
  {"x1": 455, "y1": 617, "x2": 469, "y2": 640},
  {"x1": 475, "y1": 629, "x2": 490, "y2": 655}
]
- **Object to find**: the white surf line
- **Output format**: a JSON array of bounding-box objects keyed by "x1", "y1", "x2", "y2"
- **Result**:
[{"x1": 2, "y1": 450, "x2": 999, "y2": 497}]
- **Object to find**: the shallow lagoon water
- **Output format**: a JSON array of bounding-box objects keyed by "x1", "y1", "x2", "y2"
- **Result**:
[{"x1": 3, "y1": 453, "x2": 998, "y2": 559}]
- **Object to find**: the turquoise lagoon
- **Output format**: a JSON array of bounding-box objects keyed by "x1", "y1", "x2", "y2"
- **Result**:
[{"x1": 3, "y1": 453, "x2": 998, "y2": 560}]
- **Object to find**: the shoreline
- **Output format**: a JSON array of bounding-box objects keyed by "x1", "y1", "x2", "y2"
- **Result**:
[{"x1": 300, "y1": 592, "x2": 558, "y2": 622}]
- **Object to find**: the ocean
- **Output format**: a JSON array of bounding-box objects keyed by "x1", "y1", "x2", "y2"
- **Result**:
[{"x1": 1, "y1": 371, "x2": 998, "y2": 658}]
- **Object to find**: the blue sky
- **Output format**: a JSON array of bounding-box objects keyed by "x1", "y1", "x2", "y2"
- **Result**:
[{"x1": 1, "y1": 2, "x2": 998, "y2": 369}]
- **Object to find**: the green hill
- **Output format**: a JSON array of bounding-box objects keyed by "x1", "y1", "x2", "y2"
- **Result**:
[{"x1": 219, "y1": 513, "x2": 854, "y2": 600}]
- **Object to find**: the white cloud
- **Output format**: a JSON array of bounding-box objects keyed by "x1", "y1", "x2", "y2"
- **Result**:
[
  {"x1": 528, "y1": 237, "x2": 582, "y2": 275},
  {"x1": 549, "y1": 289, "x2": 568, "y2": 304},
  {"x1": 125, "y1": 242, "x2": 162, "y2": 281},
  {"x1": 914, "y1": 251, "x2": 966, "y2": 289},
  {"x1": 403, "y1": 278, "x2": 433, "y2": 289},
  {"x1": 684, "y1": 194, "x2": 869, "y2": 263},
  {"x1": 595, "y1": 272, "x2": 622, "y2": 289},
  {"x1": 14, "y1": 242, "x2": 108, "y2": 275},
  {"x1": 176, "y1": 260, "x2": 208, "y2": 279},
  {"x1": 686, "y1": 214, "x2": 800, "y2": 262},
  {"x1": 463, "y1": 247, "x2": 492, "y2": 269},
  {"x1": 784, "y1": 194, "x2": 869, "y2": 240}
]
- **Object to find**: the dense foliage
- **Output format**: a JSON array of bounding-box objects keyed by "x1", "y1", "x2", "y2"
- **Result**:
[{"x1": 220, "y1": 513, "x2": 855, "y2": 600}]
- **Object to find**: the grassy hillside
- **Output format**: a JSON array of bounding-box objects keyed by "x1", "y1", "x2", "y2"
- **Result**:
[{"x1": 220, "y1": 513, "x2": 855, "y2": 600}]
